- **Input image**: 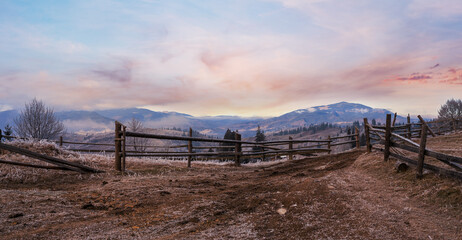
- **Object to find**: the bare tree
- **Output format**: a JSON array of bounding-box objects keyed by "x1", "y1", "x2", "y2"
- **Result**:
[
  {"x1": 13, "y1": 98, "x2": 65, "y2": 140},
  {"x1": 438, "y1": 99, "x2": 462, "y2": 120},
  {"x1": 126, "y1": 118, "x2": 148, "y2": 152}
]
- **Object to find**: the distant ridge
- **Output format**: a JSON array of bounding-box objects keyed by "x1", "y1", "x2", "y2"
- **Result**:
[{"x1": 0, "y1": 102, "x2": 408, "y2": 136}]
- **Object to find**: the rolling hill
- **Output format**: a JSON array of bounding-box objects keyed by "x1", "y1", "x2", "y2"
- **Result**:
[{"x1": 0, "y1": 102, "x2": 409, "y2": 137}]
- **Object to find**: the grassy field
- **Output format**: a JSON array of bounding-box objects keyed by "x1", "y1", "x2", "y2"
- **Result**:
[{"x1": 0, "y1": 133, "x2": 461, "y2": 239}]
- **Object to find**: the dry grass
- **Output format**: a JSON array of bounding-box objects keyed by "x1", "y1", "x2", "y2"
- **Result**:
[
  {"x1": 0, "y1": 135, "x2": 461, "y2": 239},
  {"x1": 0, "y1": 140, "x2": 113, "y2": 184}
]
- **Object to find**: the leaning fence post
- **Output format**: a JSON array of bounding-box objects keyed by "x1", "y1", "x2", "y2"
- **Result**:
[
  {"x1": 188, "y1": 128, "x2": 192, "y2": 168},
  {"x1": 417, "y1": 124, "x2": 428, "y2": 179},
  {"x1": 363, "y1": 118, "x2": 371, "y2": 153},
  {"x1": 407, "y1": 114, "x2": 411, "y2": 139},
  {"x1": 327, "y1": 135, "x2": 331, "y2": 154},
  {"x1": 114, "y1": 121, "x2": 122, "y2": 171},
  {"x1": 234, "y1": 133, "x2": 241, "y2": 166},
  {"x1": 59, "y1": 136, "x2": 63, "y2": 147},
  {"x1": 417, "y1": 115, "x2": 436, "y2": 137},
  {"x1": 384, "y1": 114, "x2": 391, "y2": 161},
  {"x1": 289, "y1": 136, "x2": 293, "y2": 160},
  {"x1": 355, "y1": 126, "x2": 360, "y2": 149}
]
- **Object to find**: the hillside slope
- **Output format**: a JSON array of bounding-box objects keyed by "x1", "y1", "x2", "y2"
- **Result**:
[{"x1": 1, "y1": 134, "x2": 461, "y2": 239}]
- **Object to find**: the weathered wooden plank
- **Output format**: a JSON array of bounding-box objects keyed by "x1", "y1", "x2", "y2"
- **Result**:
[
  {"x1": 122, "y1": 126, "x2": 126, "y2": 172},
  {"x1": 0, "y1": 143, "x2": 101, "y2": 173},
  {"x1": 373, "y1": 146, "x2": 462, "y2": 180},
  {"x1": 418, "y1": 115, "x2": 436, "y2": 137},
  {"x1": 188, "y1": 128, "x2": 192, "y2": 168},
  {"x1": 407, "y1": 114, "x2": 411, "y2": 139},
  {"x1": 125, "y1": 131, "x2": 330, "y2": 145},
  {"x1": 289, "y1": 136, "x2": 293, "y2": 160},
  {"x1": 364, "y1": 118, "x2": 371, "y2": 153},
  {"x1": 390, "y1": 142, "x2": 462, "y2": 169},
  {"x1": 114, "y1": 121, "x2": 122, "y2": 171},
  {"x1": 417, "y1": 125, "x2": 428, "y2": 178},
  {"x1": 330, "y1": 140, "x2": 357, "y2": 147},
  {"x1": 329, "y1": 134, "x2": 358, "y2": 139},
  {"x1": 384, "y1": 114, "x2": 392, "y2": 161},
  {"x1": 235, "y1": 133, "x2": 242, "y2": 166},
  {"x1": 125, "y1": 148, "x2": 331, "y2": 158},
  {"x1": 0, "y1": 158, "x2": 71, "y2": 170}
]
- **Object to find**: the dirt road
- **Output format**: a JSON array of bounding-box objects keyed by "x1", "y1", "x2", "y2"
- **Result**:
[{"x1": 1, "y1": 150, "x2": 461, "y2": 239}]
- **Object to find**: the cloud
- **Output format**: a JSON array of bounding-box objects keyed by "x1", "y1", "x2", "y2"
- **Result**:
[
  {"x1": 430, "y1": 63, "x2": 440, "y2": 69},
  {"x1": 394, "y1": 74, "x2": 432, "y2": 82},
  {"x1": 92, "y1": 59, "x2": 133, "y2": 83},
  {"x1": 439, "y1": 68, "x2": 462, "y2": 84},
  {"x1": 62, "y1": 119, "x2": 112, "y2": 132}
]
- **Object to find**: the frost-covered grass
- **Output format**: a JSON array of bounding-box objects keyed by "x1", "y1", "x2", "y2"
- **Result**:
[{"x1": 0, "y1": 139, "x2": 113, "y2": 183}]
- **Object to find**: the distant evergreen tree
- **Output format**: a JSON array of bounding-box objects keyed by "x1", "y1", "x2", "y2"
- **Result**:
[
  {"x1": 4, "y1": 124, "x2": 12, "y2": 136},
  {"x1": 221, "y1": 129, "x2": 236, "y2": 152},
  {"x1": 371, "y1": 119, "x2": 377, "y2": 125},
  {"x1": 253, "y1": 125, "x2": 266, "y2": 152},
  {"x1": 2, "y1": 124, "x2": 13, "y2": 141}
]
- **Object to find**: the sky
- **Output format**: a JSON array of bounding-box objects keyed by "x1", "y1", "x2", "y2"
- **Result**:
[{"x1": 1, "y1": 0, "x2": 462, "y2": 117}]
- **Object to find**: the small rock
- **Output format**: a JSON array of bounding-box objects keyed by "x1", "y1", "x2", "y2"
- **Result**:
[
  {"x1": 327, "y1": 185, "x2": 335, "y2": 190},
  {"x1": 277, "y1": 208, "x2": 287, "y2": 215}
]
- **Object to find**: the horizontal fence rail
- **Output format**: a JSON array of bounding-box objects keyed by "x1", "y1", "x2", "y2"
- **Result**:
[
  {"x1": 364, "y1": 114, "x2": 462, "y2": 180},
  {"x1": 111, "y1": 121, "x2": 361, "y2": 172}
]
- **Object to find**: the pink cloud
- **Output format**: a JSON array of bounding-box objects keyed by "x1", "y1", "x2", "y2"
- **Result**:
[
  {"x1": 439, "y1": 68, "x2": 462, "y2": 84},
  {"x1": 394, "y1": 74, "x2": 432, "y2": 82}
]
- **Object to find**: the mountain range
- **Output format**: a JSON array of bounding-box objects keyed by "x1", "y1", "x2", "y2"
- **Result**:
[{"x1": 0, "y1": 102, "x2": 408, "y2": 137}]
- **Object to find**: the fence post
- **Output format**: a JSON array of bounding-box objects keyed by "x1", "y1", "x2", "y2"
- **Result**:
[
  {"x1": 392, "y1": 112, "x2": 397, "y2": 126},
  {"x1": 355, "y1": 126, "x2": 360, "y2": 149},
  {"x1": 289, "y1": 136, "x2": 293, "y2": 160},
  {"x1": 122, "y1": 126, "x2": 126, "y2": 172},
  {"x1": 327, "y1": 135, "x2": 331, "y2": 154},
  {"x1": 453, "y1": 119, "x2": 456, "y2": 131},
  {"x1": 234, "y1": 132, "x2": 241, "y2": 166},
  {"x1": 384, "y1": 114, "x2": 391, "y2": 161},
  {"x1": 59, "y1": 136, "x2": 63, "y2": 147},
  {"x1": 363, "y1": 118, "x2": 371, "y2": 153},
  {"x1": 407, "y1": 114, "x2": 411, "y2": 139},
  {"x1": 188, "y1": 128, "x2": 192, "y2": 168},
  {"x1": 114, "y1": 121, "x2": 122, "y2": 171},
  {"x1": 417, "y1": 124, "x2": 428, "y2": 179}
]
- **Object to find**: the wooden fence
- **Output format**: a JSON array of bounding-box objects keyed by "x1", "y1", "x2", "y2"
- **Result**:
[
  {"x1": 0, "y1": 122, "x2": 361, "y2": 172},
  {"x1": 113, "y1": 122, "x2": 361, "y2": 172},
  {"x1": 0, "y1": 132, "x2": 102, "y2": 173},
  {"x1": 364, "y1": 114, "x2": 462, "y2": 179}
]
